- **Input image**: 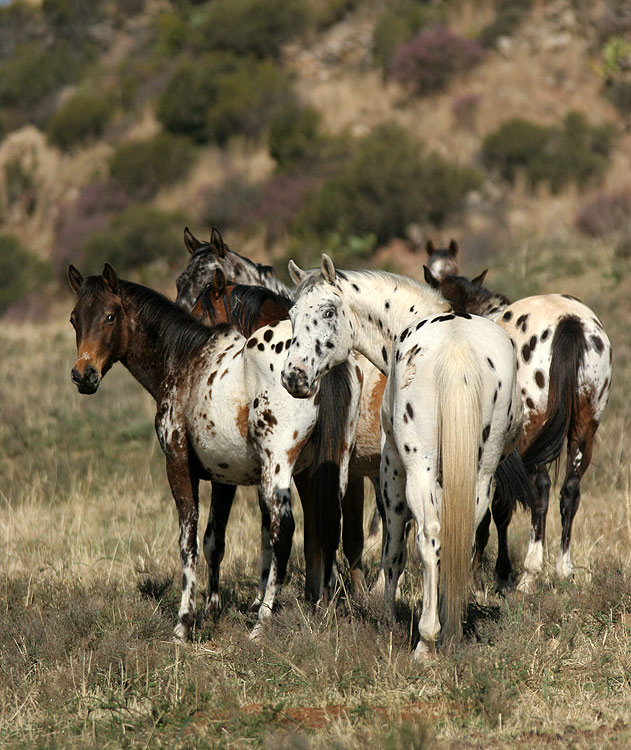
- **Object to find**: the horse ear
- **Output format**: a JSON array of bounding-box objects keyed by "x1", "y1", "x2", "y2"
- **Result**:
[
  {"x1": 471, "y1": 269, "x2": 488, "y2": 286},
  {"x1": 423, "y1": 265, "x2": 440, "y2": 290},
  {"x1": 426, "y1": 239, "x2": 435, "y2": 256},
  {"x1": 210, "y1": 226, "x2": 227, "y2": 258},
  {"x1": 448, "y1": 239, "x2": 459, "y2": 257},
  {"x1": 68, "y1": 265, "x2": 84, "y2": 292},
  {"x1": 320, "y1": 254, "x2": 336, "y2": 285},
  {"x1": 184, "y1": 227, "x2": 202, "y2": 254},
  {"x1": 102, "y1": 263, "x2": 119, "y2": 294},
  {"x1": 211, "y1": 268, "x2": 227, "y2": 298},
  {"x1": 288, "y1": 259, "x2": 307, "y2": 285}
]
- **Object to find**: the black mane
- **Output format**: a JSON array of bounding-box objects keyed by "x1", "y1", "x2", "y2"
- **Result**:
[
  {"x1": 440, "y1": 274, "x2": 511, "y2": 315},
  {"x1": 117, "y1": 278, "x2": 232, "y2": 364},
  {"x1": 197, "y1": 281, "x2": 292, "y2": 337}
]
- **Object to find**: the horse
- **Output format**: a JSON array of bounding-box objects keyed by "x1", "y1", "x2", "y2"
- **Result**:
[
  {"x1": 191, "y1": 268, "x2": 292, "y2": 336},
  {"x1": 423, "y1": 267, "x2": 613, "y2": 591},
  {"x1": 176, "y1": 228, "x2": 388, "y2": 592},
  {"x1": 68, "y1": 263, "x2": 361, "y2": 641},
  {"x1": 281, "y1": 256, "x2": 528, "y2": 657},
  {"x1": 425, "y1": 239, "x2": 460, "y2": 281},
  {"x1": 189, "y1": 267, "x2": 370, "y2": 595}
]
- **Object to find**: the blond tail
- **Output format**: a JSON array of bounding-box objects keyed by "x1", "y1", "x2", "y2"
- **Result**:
[{"x1": 434, "y1": 341, "x2": 482, "y2": 642}]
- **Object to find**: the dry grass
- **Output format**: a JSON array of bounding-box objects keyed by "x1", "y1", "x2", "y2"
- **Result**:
[{"x1": 1, "y1": 237, "x2": 631, "y2": 748}]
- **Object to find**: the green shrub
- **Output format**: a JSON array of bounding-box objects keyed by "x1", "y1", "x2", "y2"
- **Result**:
[
  {"x1": 0, "y1": 234, "x2": 50, "y2": 315},
  {"x1": 82, "y1": 205, "x2": 189, "y2": 275},
  {"x1": 154, "y1": 9, "x2": 189, "y2": 56},
  {"x1": 47, "y1": 92, "x2": 112, "y2": 150},
  {"x1": 0, "y1": 41, "x2": 80, "y2": 109},
  {"x1": 297, "y1": 123, "x2": 481, "y2": 243},
  {"x1": 207, "y1": 59, "x2": 294, "y2": 144},
  {"x1": 194, "y1": 0, "x2": 309, "y2": 59},
  {"x1": 109, "y1": 133, "x2": 195, "y2": 199},
  {"x1": 481, "y1": 118, "x2": 550, "y2": 184},
  {"x1": 157, "y1": 53, "x2": 294, "y2": 145},
  {"x1": 268, "y1": 102, "x2": 322, "y2": 171},
  {"x1": 156, "y1": 52, "x2": 243, "y2": 142},
  {"x1": 482, "y1": 113, "x2": 615, "y2": 192}
]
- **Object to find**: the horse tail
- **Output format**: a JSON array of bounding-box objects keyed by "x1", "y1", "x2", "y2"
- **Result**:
[
  {"x1": 435, "y1": 340, "x2": 482, "y2": 642},
  {"x1": 521, "y1": 315, "x2": 587, "y2": 474},
  {"x1": 309, "y1": 360, "x2": 354, "y2": 598},
  {"x1": 493, "y1": 447, "x2": 537, "y2": 522}
]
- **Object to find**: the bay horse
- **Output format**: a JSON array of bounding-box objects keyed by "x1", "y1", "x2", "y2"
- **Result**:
[
  {"x1": 68, "y1": 263, "x2": 361, "y2": 641},
  {"x1": 176, "y1": 228, "x2": 387, "y2": 593},
  {"x1": 424, "y1": 267, "x2": 613, "y2": 591},
  {"x1": 281, "y1": 256, "x2": 527, "y2": 657}
]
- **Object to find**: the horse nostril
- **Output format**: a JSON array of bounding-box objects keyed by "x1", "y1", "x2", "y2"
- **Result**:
[
  {"x1": 71, "y1": 368, "x2": 82, "y2": 384},
  {"x1": 85, "y1": 365, "x2": 99, "y2": 385}
]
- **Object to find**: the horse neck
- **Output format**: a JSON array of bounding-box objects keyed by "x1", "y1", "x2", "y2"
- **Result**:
[
  {"x1": 341, "y1": 272, "x2": 450, "y2": 374},
  {"x1": 119, "y1": 283, "x2": 208, "y2": 401},
  {"x1": 227, "y1": 250, "x2": 290, "y2": 296}
]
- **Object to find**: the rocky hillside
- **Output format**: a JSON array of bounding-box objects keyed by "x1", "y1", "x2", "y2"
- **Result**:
[{"x1": 0, "y1": 0, "x2": 630, "y2": 313}]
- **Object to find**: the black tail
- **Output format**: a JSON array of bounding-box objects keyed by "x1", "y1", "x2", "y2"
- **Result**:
[
  {"x1": 521, "y1": 315, "x2": 587, "y2": 474},
  {"x1": 493, "y1": 447, "x2": 537, "y2": 522},
  {"x1": 309, "y1": 360, "x2": 354, "y2": 599}
]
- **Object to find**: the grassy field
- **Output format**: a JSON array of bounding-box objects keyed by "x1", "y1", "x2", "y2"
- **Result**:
[{"x1": 1, "y1": 238, "x2": 630, "y2": 748}]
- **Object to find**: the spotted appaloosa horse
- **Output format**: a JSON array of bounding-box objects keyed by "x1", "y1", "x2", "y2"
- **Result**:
[
  {"x1": 68, "y1": 264, "x2": 360, "y2": 641},
  {"x1": 424, "y1": 268, "x2": 612, "y2": 591},
  {"x1": 176, "y1": 228, "x2": 388, "y2": 591},
  {"x1": 190, "y1": 268, "x2": 370, "y2": 596},
  {"x1": 281, "y1": 257, "x2": 527, "y2": 656},
  {"x1": 425, "y1": 239, "x2": 460, "y2": 281}
]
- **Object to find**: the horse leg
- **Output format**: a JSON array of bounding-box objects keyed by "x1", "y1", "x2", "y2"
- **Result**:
[
  {"x1": 406, "y1": 466, "x2": 440, "y2": 659},
  {"x1": 379, "y1": 438, "x2": 409, "y2": 623},
  {"x1": 472, "y1": 508, "x2": 491, "y2": 599},
  {"x1": 293, "y1": 470, "x2": 322, "y2": 602},
  {"x1": 165, "y1": 451, "x2": 200, "y2": 642},
  {"x1": 341, "y1": 474, "x2": 367, "y2": 594},
  {"x1": 556, "y1": 419, "x2": 596, "y2": 580},
  {"x1": 517, "y1": 464, "x2": 551, "y2": 593},
  {"x1": 250, "y1": 462, "x2": 296, "y2": 638},
  {"x1": 365, "y1": 477, "x2": 384, "y2": 555},
  {"x1": 249, "y1": 489, "x2": 272, "y2": 612},
  {"x1": 202, "y1": 481, "x2": 237, "y2": 616}
]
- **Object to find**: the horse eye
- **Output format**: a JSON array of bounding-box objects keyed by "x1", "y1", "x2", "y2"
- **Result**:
[
  {"x1": 323, "y1": 309, "x2": 334, "y2": 319},
  {"x1": 106, "y1": 313, "x2": 115, "y2": 323}
]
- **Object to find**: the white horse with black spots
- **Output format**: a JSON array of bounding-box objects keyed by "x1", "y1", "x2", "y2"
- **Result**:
[
  {"x1": 281, "y1": 256, "x2": 525, "y2": 657},
  {"x1": 425, "y1": 268, "x2": 612, "y2": 591}
]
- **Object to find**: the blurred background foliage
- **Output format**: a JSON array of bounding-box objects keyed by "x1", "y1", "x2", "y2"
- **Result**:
[{"x1": 0, "y1": 0, "x2": 629, "y2": 315}]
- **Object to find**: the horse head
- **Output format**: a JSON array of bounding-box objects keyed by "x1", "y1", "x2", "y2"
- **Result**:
[
  {"x1": 282, "y1": 255, "x2": 353, "y2": 398},
  {"x1": 68, "y1": 263, "x2": 127, "y2": 394}
]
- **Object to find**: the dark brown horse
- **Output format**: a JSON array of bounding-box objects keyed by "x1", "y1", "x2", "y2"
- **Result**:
[{"x1": 68, "y1": 264, "x2": 361, "y2": 640}]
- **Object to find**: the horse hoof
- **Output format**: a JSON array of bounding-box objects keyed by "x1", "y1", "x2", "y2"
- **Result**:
[
  {"x1": 173, "y1": 622, "x2": 191, "y2": 643},
  {"x1": 495, "y1": 576, "x2": 515, "y2": 596},
  {"x1": 204, "y1": 593, "x2": 222, "y2": 618},
  {"x1": 516, "y1": 574, "x2": 537, "y2": 594},
  {"x1": 249, "y1": 622, "x2": 265, "y2": 641},
  {"x1": 413, "y1": 641, "x2": 436, "y2": 660}
]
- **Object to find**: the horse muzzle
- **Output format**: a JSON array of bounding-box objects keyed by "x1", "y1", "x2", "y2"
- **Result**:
[
  {"x1": 71, "y1": 364, "x2": 101, "y2": 394},
  {"x1": 281, "y1": 364, "x2": 311, "y2": 399}
]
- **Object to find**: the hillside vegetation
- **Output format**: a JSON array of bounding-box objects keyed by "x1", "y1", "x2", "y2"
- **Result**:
[{"x1": 0, "y1": 0, "x2": 629, "y2": 310}]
